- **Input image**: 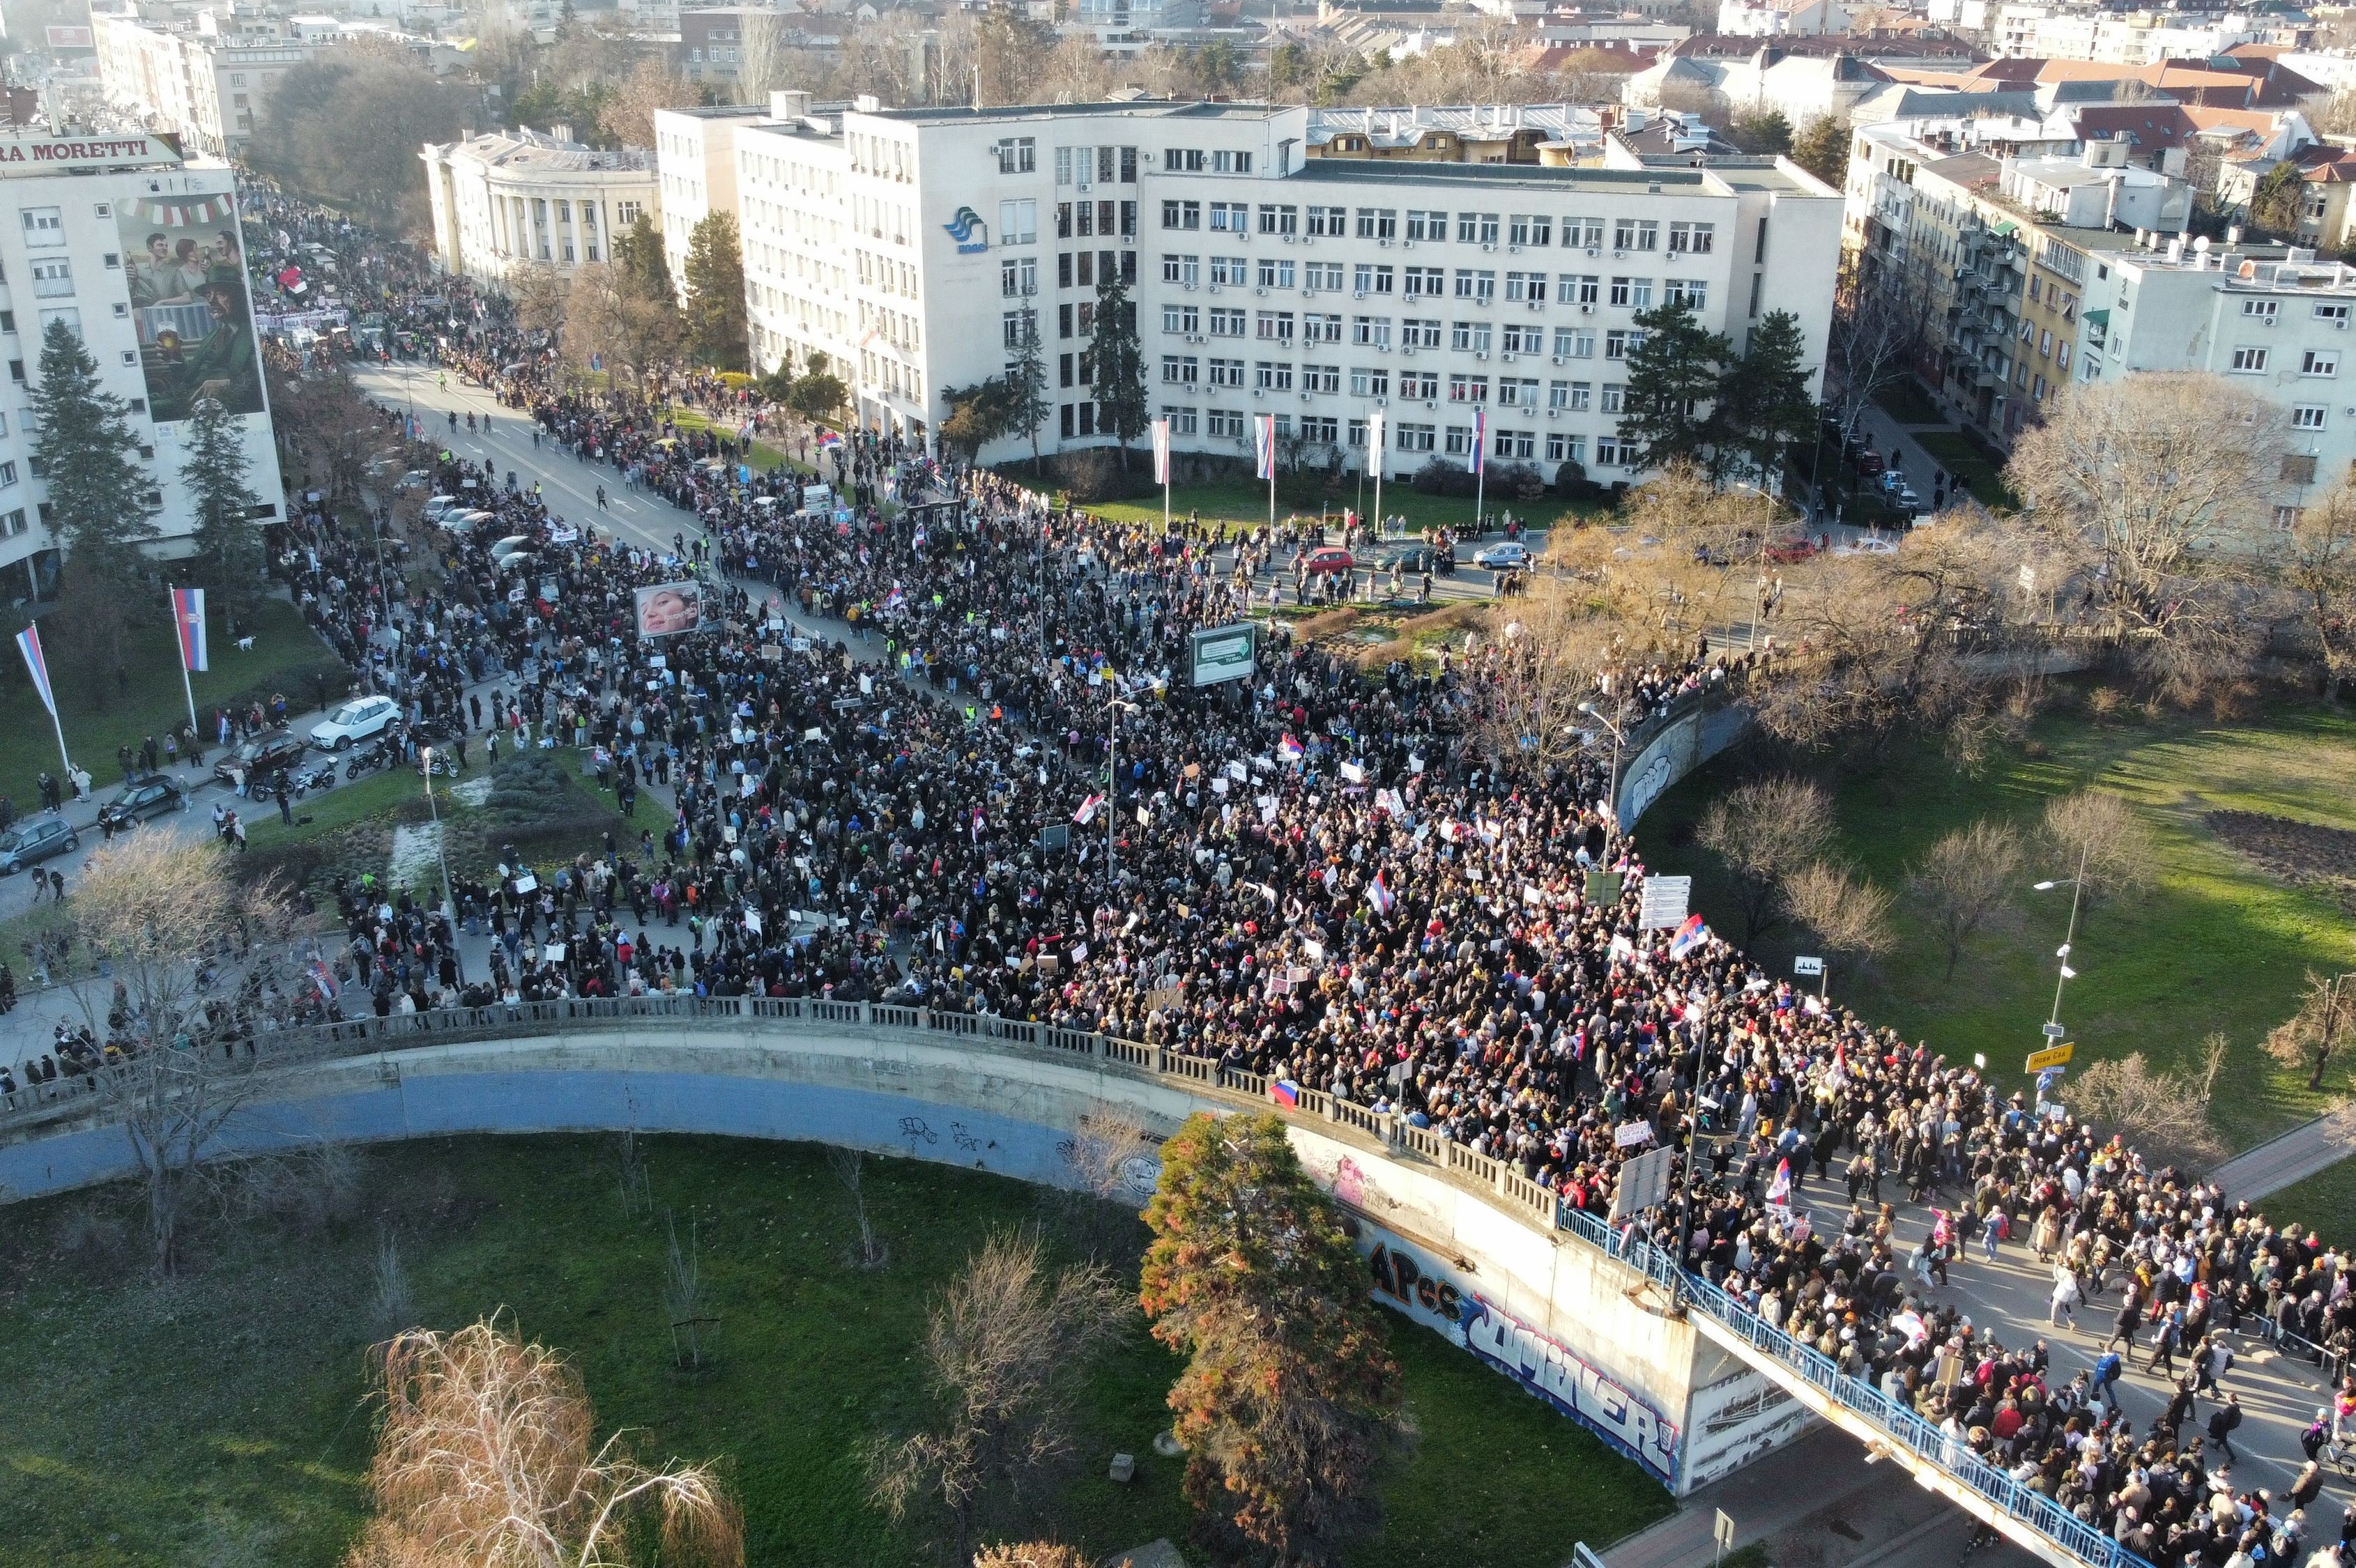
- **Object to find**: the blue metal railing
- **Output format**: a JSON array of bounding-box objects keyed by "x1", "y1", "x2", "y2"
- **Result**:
[{"x1": 1551, "y1": 1204, "x2": 2154, "y2": 1568}]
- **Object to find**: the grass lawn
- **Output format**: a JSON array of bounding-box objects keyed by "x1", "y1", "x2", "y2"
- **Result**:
[
  {"x1": 2257, "y1": 1155, "x2": 2356, "y2": 1240},
  {"x1": 1875, "y1": 378, "x2": 1948, "y2": 428},
  {"x1": 0, "y1": 597, "x2": 345, "y2": 817},
  {"x1": 0, "y1": 1135, "x2": 1670, "y2": 1568},
  {"x1": 1053, "y1": 477, "x2": 1576, "y2": 539},
  {"x1": 1639, "y1": 695, "x2": 2356, "y2": 1151},
  {"x1": 664, "y1": 404, "x2": 810, "y2": 477},
  {"x1": 1913, "y1": 430, "x2": 2019, "y2": 511}
]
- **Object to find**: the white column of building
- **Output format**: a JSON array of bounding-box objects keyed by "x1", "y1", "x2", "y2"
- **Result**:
[{"x1": 565, "y1": 194, "x2": 583, "y2": 267}]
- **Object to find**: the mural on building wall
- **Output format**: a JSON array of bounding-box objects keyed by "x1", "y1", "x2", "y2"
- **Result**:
[{"x1": 119, "y1": 192, "x2": 265, "y2": 424}]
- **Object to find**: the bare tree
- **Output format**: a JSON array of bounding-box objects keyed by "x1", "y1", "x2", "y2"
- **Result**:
[
  {"x1": 1824, "y1": 250, "x2": 1924, "y2": 446},
  {"x1": 510, "y1": 262, "x2": 571, "y2": 346},
  {"x1": 598, "y1": 59, "x2": 704, "y2": 149},
  {"x1": 2265, "y1": 969, "x2": 2355, "y2": 1091},
  {"x1": 868, "y1": 1231, "x2": 1129, "y2": 1565},
  {"x1": 829, "y1": 1146, "x2": 889, "y2": 1270},
  {"x1": 1061, "y1": 1102, "x2": 1156, "y2": 1206},
  {"x1": 617, "y1": 1129, "x2": 653, "y2": 1220},
  {"x1": 1906, "y1": 819, "x2": 2026, "y2": 980},
  {"x1": 972, "y1": 1545, "x2": 1087, "y2": 1568},
  {"x1": 1781, "y1": 861, "x2": 1897, "y2": 968},
  {"x1": 2040, "y1": 790, "x2": 2158, "y2": 909},
  {"x1": 347, "y1": 1315, "x2": 743, "y2": 1568},
  {"x1": 59, "y1": 835, "x2": 301, "y2": 1274},
  {"x1": 1696, "y1": 775, "x2": 1838, "y2": 941},
  {"x1": 662, "y1": 1210, "x2": 718, "y2": 1373},
  {"x1": 369, "y1": 1222, "x2": 413, "y2": 1338},
  {"x1": 2279, "y1": 481, "x2": 2356, "y2": 691},
  {"x1": 2071, "y1": 1039, "x2": 2228, "y2": 1169}
]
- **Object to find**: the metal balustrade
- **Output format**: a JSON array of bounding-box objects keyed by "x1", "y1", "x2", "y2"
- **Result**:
[{"x1": 0, "y1": 996, "x2": 2153, "y2": 1568}]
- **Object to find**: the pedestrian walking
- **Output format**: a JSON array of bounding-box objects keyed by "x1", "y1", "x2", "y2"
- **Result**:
[{"x1": 2208, "y1": 1393, "x2": 2244, "y2": 1461}]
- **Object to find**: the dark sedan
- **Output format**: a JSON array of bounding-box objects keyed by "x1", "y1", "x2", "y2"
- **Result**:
[
  {"x1": 214, "y1": 730, "x2": 309, "y2": 787},
  {"x1": 98, "y1": 774, "x2": 185, "y2": 831}
]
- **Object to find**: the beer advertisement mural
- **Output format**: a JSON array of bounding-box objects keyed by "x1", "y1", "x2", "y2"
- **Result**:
[{"x1": 119, "y1": 192, "x2": 266, "y2": 424}]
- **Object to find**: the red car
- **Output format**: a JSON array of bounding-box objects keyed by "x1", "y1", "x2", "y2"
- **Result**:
[
  {"x1": 1303, "y1": 547, "x2": 1356, "y2": 576},
  {"x1": 1765, "y1": 536, "x2": 1821, "y2": 564}
]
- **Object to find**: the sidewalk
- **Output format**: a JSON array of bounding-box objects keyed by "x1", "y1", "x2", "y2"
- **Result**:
[{"x1": 2211, "y1": 1103, "x2": 2356, "y2": 1202}]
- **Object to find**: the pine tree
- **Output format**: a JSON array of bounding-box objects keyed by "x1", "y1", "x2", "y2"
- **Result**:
[
  {"x1": 1719, "y1": 311, "x2": 1819, "y2": 489},
  {"x1": 682, "y1": 212, "x2": 749, "y2": 371},
  {"x1": 1090, "y1": 267, "x2": 1149, "y2": 469},
  {"x1": 1791, "y1": 114, "x2": 1852, "y2": 188},
  {"x1": 1140, "y1": 1112, "x2": 1400, "y2": 1565},
  {"x1": 615, "y1": 211, "x2": 676, "y2": 305},
  {"x1": 32, "y1": 318, "x2": 156, "y2": 681},
  {"x1": 1007, "y1": 312, "x2": 1050, "y2": 477},
  {"x1": 180, "y1": 396, "x2": 266, "y2": 629},
  {"x1": 1616, "y1": 298, "x2": 1731, "y2": 477}
]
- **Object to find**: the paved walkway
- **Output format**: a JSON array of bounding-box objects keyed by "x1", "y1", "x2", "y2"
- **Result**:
[{"x1": 2212, "y1": 1104, "x2": 2356, "y2": 1203}]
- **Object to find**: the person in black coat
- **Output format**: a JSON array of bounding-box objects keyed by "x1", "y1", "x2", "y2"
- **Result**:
[{"x1": 2207, "y1": 1393, "x2": 2244, "y2": 1460}]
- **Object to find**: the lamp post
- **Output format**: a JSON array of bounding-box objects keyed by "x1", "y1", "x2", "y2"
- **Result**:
[
  {"x1": 1104, "y1": 691, "x2": 1136, "y2": 899},
  {"x1": 420, "y1": 748, "x2": 464, "y2": 985},
  {"x1": 1579, "y1": 700, "x2": 1626, "y2": 824},
  {"x1": 2033, "y1": 843, "x2": 2089, "y2": 1051}
]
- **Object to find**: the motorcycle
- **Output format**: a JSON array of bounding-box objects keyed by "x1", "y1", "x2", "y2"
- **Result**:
[
  {"x1": 252, "y1": 763, "x2": 339, "y2": 804},
  {"x1": 345, "y1": 740, "x2": 393, "y2": 781}
]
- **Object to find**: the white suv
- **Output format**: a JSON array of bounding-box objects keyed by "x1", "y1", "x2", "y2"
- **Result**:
[{"x1": 310, "y1": 694, "x2": 399, "y2": 751}]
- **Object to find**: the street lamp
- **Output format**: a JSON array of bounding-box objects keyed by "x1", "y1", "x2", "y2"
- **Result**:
[
  {"x1": 420, "y1": 748, "x2": 464, "y2": 986},
  {"x1": 1103, "y1": 691, "x2": 1137, "y2": 899},
  {"x1": 2033, "y1": 843, "x2": 2089, "y2": 1054},
  {"x1": 1579, "y1": 700, "x2": 1626, "y2": 824}
]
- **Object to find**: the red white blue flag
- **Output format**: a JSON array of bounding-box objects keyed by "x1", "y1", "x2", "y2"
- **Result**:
[
  {"x1": 15, "y1": 623, "x2": 56, "y2": 720},
  {"x1": 1369, "y1": 869, "x2": 1397, "y2": 916},
  {"x1": 1269, "y1": 1079, "x2": 1301, "y2": 1108},
  {"x1": 1253, "y1": 414, "x2": 1278, "y2": 479},
  {"x1": 1467, "y1": 408, "x2": 1487, "y2": 476},
  {"x1": 1766, "y1": 1158, "x2": 1792, "y2": 1205},
  {"x1": 1151, "y1": 417, "x2": 1172, "y2": 484},
  {"x1": 1668, "y1": 913, "x2": 1711, "y2": 960},
  {"x1": 171, "y1": 587, "x2": 208, "y2": 672}
]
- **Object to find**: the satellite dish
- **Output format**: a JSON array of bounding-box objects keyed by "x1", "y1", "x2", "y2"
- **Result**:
[
  {"x1": 2238, "y1": 259, "x2": 2258, "y2": 278},
  {"x1": 2193, "y1": 236, "x2": 2211, "y2": 252}
]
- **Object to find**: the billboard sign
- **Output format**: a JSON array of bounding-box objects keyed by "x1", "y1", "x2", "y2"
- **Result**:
[
  {"x1": 119, "y1": 191, "x2": 265, "y2": 424},
  {"x1": 0, "y1": 132, "x2": 178, "y2": 173},
  {"x1": 45, "y1": 25, "x2": 96, "y2": 47},
  {"x1": 632, "y1": 581, "x2": 703, "y2": 638},
  {"x1": 1189, "y1": 622, "x2": 1257, "y2": 687}
]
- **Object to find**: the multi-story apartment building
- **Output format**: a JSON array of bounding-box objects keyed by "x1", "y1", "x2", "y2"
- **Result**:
[
  {"x1": 420, "y1": 128, "x2": 659, "y2": 285},
  {"x1": 92, "y1": 14, "x2": 326, "y2": 157},
  {"x1": 0, "y1": 129, "x2": 284, "y2": 600},
  {"x1": 693, "y1": 98, "x2": 1843, "y2": 478},
  {"x1": 2077, "y1": 238, "x2": 2356, "y2": 530},
  {"x1": 653, "y1": 103, "x2": 772, "y2": 300}
]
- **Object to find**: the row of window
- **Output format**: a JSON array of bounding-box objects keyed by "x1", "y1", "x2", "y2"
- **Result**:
[
  {"x1": 1155, "y1": 357, "x2": 1630, "y2": 409},
  {"x1": 2228, "y1": 346, "x2": 2340, "y2": 376},
  {"x1": 1155, "y1": 253, "x2": 1708, "y2": 309},
  {"x1": 1147, "y1": 406, "x2": 1633, "y2": 466},
  {"x1": 1155, "y1": 203, "x2": 1714, "y2": 254}
]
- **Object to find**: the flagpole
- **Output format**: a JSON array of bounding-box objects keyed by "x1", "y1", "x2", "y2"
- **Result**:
[
  {"x1": 169, "y1": 585, "x2": 199, "y2": 743},
  {"x1": 1372, "y1": 445, "x2": 1384, "y2": 546}
]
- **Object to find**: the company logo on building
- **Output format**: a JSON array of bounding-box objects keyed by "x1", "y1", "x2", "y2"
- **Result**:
[{"x1": 942, "y1": 206, "x2": 990, "y2": 254}]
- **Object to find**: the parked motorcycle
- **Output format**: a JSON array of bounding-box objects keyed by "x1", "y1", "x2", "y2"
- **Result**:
[{"x1": 345, "y1": 740, "x2": 393, "y2": 781}]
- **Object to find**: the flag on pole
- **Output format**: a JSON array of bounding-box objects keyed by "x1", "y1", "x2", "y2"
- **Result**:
[
  {"x1": 307, "y1": 958, "x2": 339, "y2": 1001},
  {"x1": 1366, "y1": 408, "x2": 1386, "y2": 458},
  {"x1": 1467, "y1": 408, "x2": 1487, "y2": 475},
  {"x1": 1253, "y1": 414, "x2": 1278, "y2": 479},
  {"x1": 1073, "y1": 792, "x2": 1104, "y2": 824},
  {"x1": 171, "y1": 587, "x2": 208, "y2": 672},
  {"x1": 1276, "y1": 733, "x2": 1306, "y2": 763},
  {"x1": 1369, "y1": 868, "x2": 1397, "y2": 916},
  {"x1": 1151, "y1": 417, "x2": 1172, "y2": 484},
  {"x1": 15, "y1": 624, "x2": 56, "y2": 720},
  {"x1": 1668, "y1": 913, "x2": 1711, "y2": 960},
  {"x1": 1766, "y1": 1158, "x2": 1792, "y2": 1205}
]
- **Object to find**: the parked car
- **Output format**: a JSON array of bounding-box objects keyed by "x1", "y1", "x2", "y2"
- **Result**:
[
  {"x1": 445, "y1": 510, "x2": 498, "y2": 535},
  {"x1": 0, "y1": 816, "x2": 78, "y2": 875},
  {"x1": 1834, "y1": 535, "x2": 1901, "y2": 558},
  {"x1": 97, "y1": 774, "x2": 185, "y2": 831},
  {"x1": 421, "y1": 495, "x2": 461, "y2": 521},
  {"x1": 1302, "y1": 546, "x2": 1356, "y2": 576},
  {"x1": 1375, "y1": 546, "x2": 1438, "y2": 574},
  {"x1": 490, "y1": 535, "x2": 536, "y2": 558},
  {"x1": 215, "y1": 729, "x2": 310, "y2": 787},
  {"x1": 1853, "y1": 452, "x2": 1885, "y2": 477},
  {"x1": 1472, "y1": 541, "x2": 1531, "y2": 570},
  {"x1": 310, "y1": 693, "x2": 401, "y2": 751},
  {"x1": 1764, "y1": 535, "x2": 1821, "y2": 564}
]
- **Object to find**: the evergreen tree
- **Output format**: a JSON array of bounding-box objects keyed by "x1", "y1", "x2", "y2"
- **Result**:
[
  {"x1": 180, "y1": 396, "x2": 266, "y2": 629},
  {"x1": 1140, "y1": 1112, "x2": 1400, "y2": 1566},
  {"x1": 682, "y1": 212, "x2": 749, "y2": 371},
  {"x1": 1616, "y1": 298, "x2": 1731, "y2": 477},
  {"x1": 1007, "y1": 312, "x2": 1050, "y2": 476},
  {"x1": 1727, "y1": 107, "x2": 1794, "y2": 157},
  {"x1": 1090, "y1": 268, "x2": 1149, "y2": 469},
  {"x1": 31, "y1": 318, "x2": 155, "y2": 680},
  {"x1": 1791, "y1": 114, "x2": 1851, "y2": 188},
  {"x1": 1719, "y1": 311, "x2": 1819, "y2": 488},
  {"x1": 615, "y1": 211, "x2": 676, "y2": 305}
]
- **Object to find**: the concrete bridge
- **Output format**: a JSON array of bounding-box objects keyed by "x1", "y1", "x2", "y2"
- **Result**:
[{"x1": 1, "y1": 994, "x2": 2166, "y2": 1568}]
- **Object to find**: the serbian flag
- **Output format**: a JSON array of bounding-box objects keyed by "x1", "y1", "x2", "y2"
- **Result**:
[
  {"x1": 1277, "y1": 734, "x2": 1305, "y2": 763},
  {"x1": 1667, "y1": 914, "x2": 1710, "y2": 960},
  {"x1": 1369, "y1": 869, "x2": 1397, "y2": 916},
  {"x1": 818, "y1": 429, "x2": 843, "y2": 451},
  {"x1": 1073, "y1": 793, "x2": 1103, "y2": 824},
  {"x1": 171, "y1": 587, "x2": 208, "y2": 672},
  {"x1": 1151, "y1": 416, "x2": 1172, "y2": 484},
  {"x1": 1253, "y1": 414, "x2": 1278, "y2": 479},
  {"x1": 1467, "y1": 408, "x2": 1487, "y2": 475},
  {"x1": 1766, "y1": 1158, "x2": 1792, "y2": 1206},
  {"x1": 1366, "y1": 407, "x2": 1386, "y2": 461},
  {"x1": 307, "y1": 958, "x2": 339, "y2": 1001},
  {"x1": 1269, "y1": 1079, "x2": 1301, "y2": 1108},
  {"x1": 15, "y1": 623, "x2": 56, "y2": 720}
]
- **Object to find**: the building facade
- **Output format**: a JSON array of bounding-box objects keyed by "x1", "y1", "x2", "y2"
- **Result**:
[
  {"x1": 695, "y1": 100, "x2": 1844, "y2": 478},
  {"x1": 0, "y1": 131, "x2": 284, "y2": 601},
  {"x1": 92, "y1": 15, "x2": 324, "y2": 157},
  {"x1": 653, "y1": 102, "x2": 773, "y2": 302},
  {"x1": 420, "y1": 128, "x2": 659, "y2": 286}
]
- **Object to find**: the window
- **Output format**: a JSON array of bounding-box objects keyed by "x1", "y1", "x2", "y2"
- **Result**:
[
  {"x1": 1168, "y1": 148, "x2": 1205, "y2": 172},
  {"x1": 1564, "y1": 381, "x2": 1593, "y2": 411},
  {"x1": 1605, "y1": 330, "x2": 1644, "y2": 360},
  {"x1": 1209, "y1": 358, "x2": 1244, "y2": 387},
  {"x1": 1207, "y1": 409, "x2": 1246, "y2": 438},
  {"x1": 1256, "y1": 258, "x2": 1296, "y2": 289},
  {"x1": 1502, "y1": 323, "x2": 1544, "y2": 354},
  {"x1": 1002, "y1": 256, "x2": 1037, "y2": 297},
  {"x1": 2241, "y1": 298, "x2": 2279, "y2": 320},
  {"x1": 1254, "y1": 312, "x2": 1295, "y2": 343},
  {"x1": 1612, "y1": 219, "x2": 1658, "y2": 252},
  {"x1": 617, "y1": 201, "x2": 641, "y2": 226},
  {"x1": 1504, "y1": 271, "x2": 1547, "y2": 303},
  {"x1": 1669, "y1": 222, "x2": 1714, "y2": 254},
  {"x1": 1444, "y1": 424, "x2": 1475, "y2": 456},
  {"x1": 1494, "y1": 426, "x2": 1534, "y2": 459},
  {"x1": 1597, "y1": 438, "x2": 1627, "y2": 467},
  {"x1": 1164, "y1": 304, "x2": 1200, "y2": 334},
  {"x1": 0, "y1": 509, "x2": 22, "y2": 539},
  {"x1": 2293, "y1": 403, "x2": 2328, "y2": 429},
  {"x1": 1352, "y1": 316, "x2": 1391, "y2": 348},
  {"x1": 2315, "y1": 302, "x2": 2351, "y2": 325},
  {"x1": 1306, "y1": 205, "x2": 1347, "y2": 237},
  {"x1": 1498, "y1": 378, "x2": 1538, "y2": 408},
  {"x1": 29, "y1": 259, "x2": 72, "y2": 298},
  {"x1": 2057, "y1": 341, "x2": 2072, "y2": 371},
  {"x1": 1354, "y1": 208, "x2": 1397, "y2": 240},
  {"x1": 1403, "y1": 266, "x2": 1444, "y2": 299},
  {"x1": 1562, "y1": 217, "x2": 1605, "y2": 249},
  {"x1": 1508, "y1": 215, "x2": 1552, "y2": 247},
  {"x1": 1210, "y1": 256, "x2": 1246, "y2": 286},
  {"x1": 1256, "y1": 204, "x2": 1299, "y2": 237},
  {"x1": 1600, "y1": 385, "x2": 1626, "y2": 414},
  {"x1": 1396, "y1": 422, "x2": 1436, "y2": 452},
  {"x1": 1453, "y1": 270, "x2": 1496, "y2": 304},
  {"x1": 2284, "y1": 454, "x2": 2320, "y2": 484},
  {"x1": 997, "y1": 199, "x2": 1038, "y2": 244},
  {"x1": 1559, "y1": 274, "x2": 1600, "y2": 306},
  {"x1": 1162, "y1": 355, "x2": 1199, "y2": 384},
  {"x1": 1303, "y1": 262, "x2": 1345, "y2": 291},
  {"x1": 1398, "y1": 370, "x2": 1439, "y2": 399},
  {"x1": 1303, "y1": 364, "x2": 1339, "y2": 394},
  {"x1": 1163, "y1": 253, "x2": 1200, "y2": 286},
  {"x1": 1545, "y1": 432, "x2": 1586, "y2": 464},
  {"x1": 1163, "y1": 200, "x2": 1202, "y2": 231},
  {"x1": 1665, "y1": 279, "x2": 1708, "y2": 310},
  {"x1": 1165, "y1": 406, "x2": 1198, "y2": 435},
  {"x1": 1209, "y1": 201, "x2": 1249, "y2": 233},
  {"x1": 1446, "y1": 374, "x2": 1489, "y2": 403},
  {"x1": 20, "y1": 208, "x2": 62, "y2": 247},
  {"x1": 0, "y1": 461, "x2": 17, "y2": 487},
  {"x1": 1303, "y1": 314, "x2": 1343, "y2": 344},
  {"x1": 1003, "y1": 310, "x2": 1028, "y2": 349},
  {"x1": 1209, "y1": 308, "x2": 1245, "y2": 337},
  {"x1": 1450, "y1": 321, "x2": 1494, "y2": 353},
  {"x1": 38, "y1": 308, "x2": 79, "y2": 338},
  {"x1": 1405, "y1": 210, "x2": 1448, "y2": 242},
  {"x1": 1353, "y1": 263, "x2": 1394, "y2": 295},
  {"x1": 1213, "y1": 150, "x2": 1251, "y2": 174},
  {"x1": 1402, "y1": 318, "x2": 1441, "y2": 349},
  {"x1": 1455, "y1": 213, "x2": 1500, "y2": 245},
  {"x1": 1554, "y1": 327, "x2": 1595, "y2": 358},
  {"x1": 2301, "y1": 348, "x2": 2339, "y2": 376},
  {"x1": 2275, "y1": 505, "x2": 2305, "y2": 530},
  {"x1": 1255, "y1": 362, "x2": 1294, "y2": 392},
  {"x1": 1350, "y1": 367, "x2": 1391, "y2": 397}
]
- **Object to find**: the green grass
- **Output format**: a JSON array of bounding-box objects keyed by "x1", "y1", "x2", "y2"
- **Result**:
[
  {"x1": 1061, "y1": 479, "x2": 1572, "y2": 538},
  {"x1": 663, "y1": 404, "x2": 809, "y2": 476},
  {"x1": 1874, "y1": 378, "x2": 1948, "y2": 427},
  {"x1": 0, "y1": 598, "x2": 344, "y2": 817},
  {"x1": 238, "y1": 767, "x2": 429, "y2": 850},
  {"x1": 1641, "y1": 696, "x2": 2356, "y2": 1150},
  {"x1": 0, "y1": 1135, "x2": 1670, "y2": 1568},
  {"x1": 2257, "y1": 1155, "x2": 2356, "y2": 1240},
  {"x1": 1913, "y1": 430, "x2": 2019, "y2": 511}
]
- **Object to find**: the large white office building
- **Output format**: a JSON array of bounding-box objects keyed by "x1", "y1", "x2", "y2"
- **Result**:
[
  {"x1": 421, "y1": 128, "x2": 659, "y2": 286},
  {"x1": 0, "y1": 130, "x2": 284, "y2": 604},
  {"x1": 682, "y1": 98, "x2": 1842, "y2": 479}
]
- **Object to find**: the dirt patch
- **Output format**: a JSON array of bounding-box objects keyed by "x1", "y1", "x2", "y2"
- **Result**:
[{"x1": 2204, "y1": 810, "x2": 2356, "y2": 908}]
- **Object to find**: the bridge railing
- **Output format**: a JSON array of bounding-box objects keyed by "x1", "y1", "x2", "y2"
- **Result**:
[{"x1": 0, "y1": 997, "x2": 2154, "y2": 1568}]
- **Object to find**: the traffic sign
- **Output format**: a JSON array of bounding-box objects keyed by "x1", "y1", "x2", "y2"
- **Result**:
[
  {"x1": 1793, "y1": 955, "x2": 1824, "y2": 977},
  {"x1": 2041, "y1": 1022, "x2": 2067, "y2": 1039},
  {"x1": 2026, "y1": 1043, "x2": 2074, "y2": 1072}
]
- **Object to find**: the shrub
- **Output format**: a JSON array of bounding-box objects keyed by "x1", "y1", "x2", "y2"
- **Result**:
[
  {"x1": 1552, "y1": 460, "x2": 1613, "y2": 505},
  {"x1": 1050, "y1": 447, "x2": 1157, "y2": 504},
  {"x1": 1411, "y1": 456, "x2": 1477, "y2": 498}
]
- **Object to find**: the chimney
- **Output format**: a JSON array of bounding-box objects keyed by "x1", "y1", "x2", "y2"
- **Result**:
[
  {"x1": 770, "y1": 89, "x2": 811, "y2": 121},
  {"x1": 2227, "y1": 224, "x2": 2242, "y2": 245},
  {"x1": 549, "y1": 122, "x2": 573, "y2": 143},
  {"x1": 2166, "y1": 235, "x2": 2183, "y2": 262}
]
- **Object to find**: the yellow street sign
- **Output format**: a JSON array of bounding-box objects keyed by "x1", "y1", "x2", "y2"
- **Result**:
[{"x1": 2026, "y1": 1043, "x2": 2074, "y2": 1073}]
